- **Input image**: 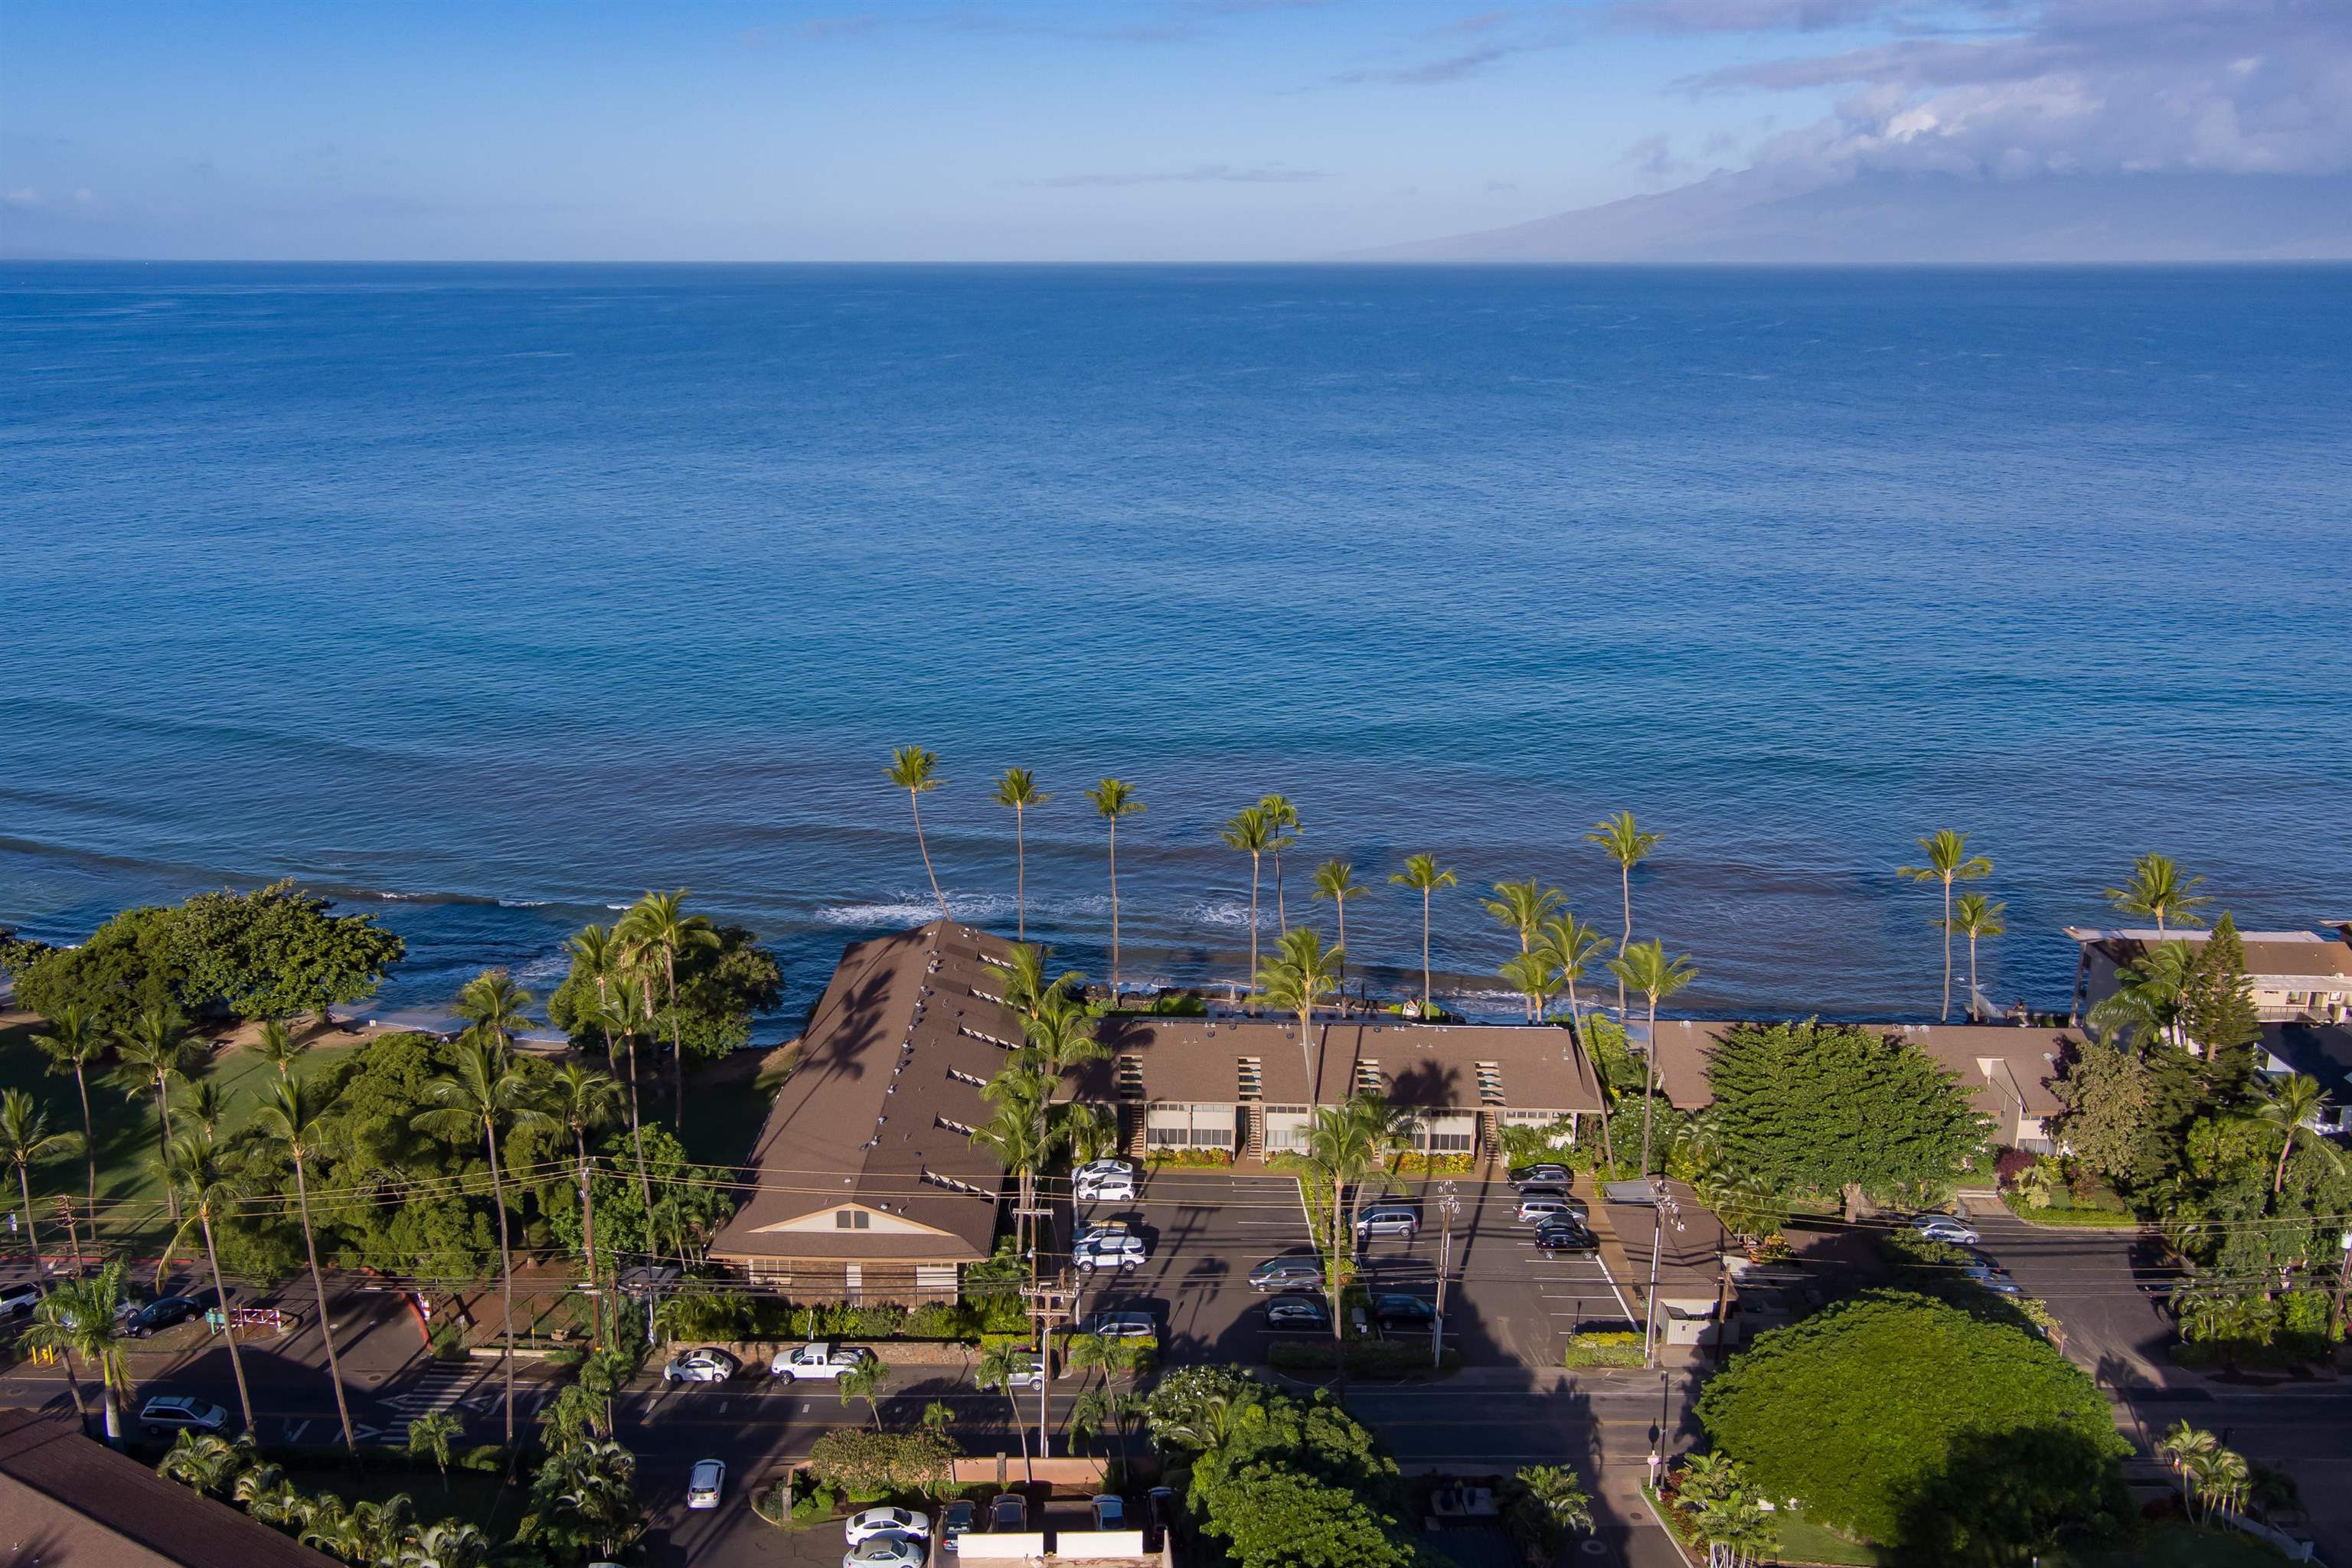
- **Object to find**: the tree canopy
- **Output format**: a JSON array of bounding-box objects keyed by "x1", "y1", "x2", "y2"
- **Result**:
[
  {"x1": 547, "y1": 923, "x2": 779, "y2": 1063},
  {"x1": 1696, "y1": 1292, "x2": 2128, "y2": 1553},
  {"x1": 1700, "y1": 1021, "x2": 1990, "y2": 1204}
]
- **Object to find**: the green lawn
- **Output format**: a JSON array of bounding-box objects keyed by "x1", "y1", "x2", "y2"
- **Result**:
[
  {"x1": 673, "y1": 1043, "x2": 794, "y2": 1167},
  {"x1": 2068, "y1": 1524, "x2": 2291, "y2": 1566},
  {"x1": 1770, "y1": 1509, "x2": 1883, "y2": 1565}
]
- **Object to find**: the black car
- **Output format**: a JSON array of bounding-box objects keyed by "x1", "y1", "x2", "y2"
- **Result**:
[
  {"x1": 1370, "y1": 1293, "x2": 1436, "y2": 1328},
  {"x1": 1533, "y1": 1220, "x2": 1599, "y2": 1254},
  {"x1": 126, "y1": 1296, "x2": 204, "y2": 1338},
  {"x1": 988, "y1": 1494, "x2": 1027, "y2": 1532},
  {"x1": 939, "y1": 1499, "x2": 976, "y2": 1555},
  {"x1": 1266, "y1": 1294, "x2": 1332, "y2": 1331},
  {"x1": 1145, "y1": 1486, "x2": 1178, "y2": 1549},
  {"x1": 1508, "y1": 1164, "x2": 1573, "y2": 1189}
]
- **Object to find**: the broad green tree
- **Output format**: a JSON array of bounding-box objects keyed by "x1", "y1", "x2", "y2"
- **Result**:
[
  {"x1": 1086, "y1": 778, "x2": 1145, "y2": 1000},
  {"x1": 2178, "y1": 912, "x2": 2261, "y2": 1089},
  {"x1": 31, "y1": 1004, "x2": 107, "y2": 1223},
  {"x1": 1309, "y1": 861, "x2": 1368, "y2": 998},
  {"x1": 1945, "y1": 891, "x2": 2006, "y2": 1021},
  {"x1": 1608, "y1": 939, "x2": 1698, "y2": 1179},
  {"x1": 161, "y1": 1127, "x2": 256, "y2": 1432},
  {"x1": 1220, "y1": 805, "x2": 1276, "y2": 981},
  {"x1": 992, "y1": 767, "x2": 1051, "y2": 941},
  {"x1": 1587, "y1": 812, "x2": 1662, "y2": 1015},
  {"x1": 1482, "y1": 880, "x2": 1563, "y2": 956},
  {"x1": 1259, "y1": 793, "x2": 1301, "y2": 933},
  {"x1": 1388, "y1": 854, "x2": 1456, "y2": 1016},
  {"x1": 0, "y1": 1089, "x2": 80, "y2": 1294},
  {"x1": 253, "y1": 1077, "x2": 358, "y2": 1454},
  {"x1": 2104, "y1": 851, "x2": 2211, "y2": 936},
  {"x1": 1896, "y1": 830, "x2": 1993, "y2": 1022},
  {"x1": 1258, "y1": 928, "x2": 1344, "y2": 1115},
  {"x1": 887, "y1": 746, "x2": 952, "y2": 920}
]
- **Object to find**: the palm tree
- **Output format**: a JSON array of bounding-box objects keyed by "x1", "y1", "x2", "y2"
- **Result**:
[
  {"x1": 1608, "y1": 939, "x2": 1698, "y2": 1181},
  {"x1": 2105, "y1": 851, "x2": 2212, "y2": 937},
  {"x1": 992, "y1": 768, "x2": 1051, "y2": 941},
  {"x1": 1498, "y1": 950, "x2": 1561, "y2": 1024},
  {"x1": 2256, "y1": 1073, "x2": 2343, "y2": 1194},
  {"x1": 1259, "y1": 793, "x2": 1301, "y2": 933},
  {"x1": 0, "y1": 1088, "x2": 80, "y2": 1289},
  {"x1": 181, "y1": 1079, "x2": 230, "y2": 1135},
  {"x1": 1304, "y1": 1094, "x2": 1406, "y2": 1347},
  {"x1": 838, "y1": 1354, "x2": 888, "y2": 1429},
  {"x1": 547, "y1": 1063, "x2": 624, "y2": 1342},
  {"x1": 1538, "y1": 913, "x2": 1614, "y2": 1027},
  {"x1": 407, "y1": 1410, "x2": 462, "y2": 1494},
  {"x1": 32, "y1": 1004, "x2": 107, "y2": 1227},
  {"x1": 413, "y1": 1030, "x2": 554, "y2": 1445},
  {"x1": 113, "y1": 1004, "x2": 197, "y2": 1227},
  {"x1": 157, "y1": 1429, "x2": 255, "y2": 1495},
  {"x1": 18, "y1": 1262, "x2": 132, "y2": 1442},
  {"x1": 1482, "y1": 880, "x2": 1563, "y2": 956},
  {"x1": 1309, "y1": 861, "x2": 1368, "y2": 1000},
  {"x1": 241, "y1": 1472, "x2": 310, "y2": 1527},
  {"x1": 887, "y1": 746, "x2": 952, "y2": 920},
  {"x1": 1945, "y1": 891, "x2": 2007, "y2": 1021},
  {"x1": 1086, "y1": 778, "x2": 1145, "y2": 1001},
  {"x1": 255, "y1": 1018, "x2": 310, "y2": 1079},
  {"x1": 1257, "y1": 927, "x2": 1343, "y2": 1114},
  {"x1": 1389, "y1": 854, "x2": 1457, "y2": 1017},
  {"x1": 1587, "y1": 812, "x2": 1662, "y2": 1015},
  {"x1": 2158, "y1": 1420, "x2": 2218, "y2": 1513},
  {"x1": 253, "y1": 1076, "x2": 358, "y2": 1454},
  {"x1": 970, "y1": 1099, "x2": 1050, "y2": 1258},
  {"x1": 162, "y1": 1127, "x2": 256, "y2": 1432},
  {"x1": 1219, "y1": 805, "x2": 1275, "y2": 982},
  {"x1": 974, "y1": 1339, "x2": 1036, "y2": 1478},
  {"x1": 567, "y1": 924, "x2": 657, "y2": 1222},
  {"x1": 2087, "y1": 939, "x2": 2198, "y2": 1050},
  {"x1": 616, "y1": 891, "x2": 717, "y2": 1109},
  {"x1": 404, "y1": 1520, "x2": 493, "y2": 1568},
  {"x1": 2187, "y1": 1446, "x2": 2251, "y2": 1524},
  {"x1": 1896, "y1": 830, "x2": 1994, "y2": 1022}
]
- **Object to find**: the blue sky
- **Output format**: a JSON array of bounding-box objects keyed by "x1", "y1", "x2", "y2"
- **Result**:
[{"x1": 4, "y1": 1, "x2": 2344, "y2": 260}]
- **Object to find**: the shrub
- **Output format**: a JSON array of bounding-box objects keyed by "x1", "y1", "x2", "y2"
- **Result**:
[
  {"x1": 808, "y1": 1429, "x2": 956, "y2": 1498},
  {"x1": 1147, "y1": 1148, "x2": 1234, "y2": 1168},
  {"x1": 459, "y1": 1443, "x2": 505, "y2": 1473}
]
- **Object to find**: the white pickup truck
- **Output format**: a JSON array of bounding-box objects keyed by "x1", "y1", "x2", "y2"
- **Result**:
[{"x1": 769, "y1": 1341, "x2": 877, "y2": 1382}]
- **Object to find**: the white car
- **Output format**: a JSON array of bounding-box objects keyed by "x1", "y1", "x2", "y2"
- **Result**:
[
  {"x1": 843, "y1": 1537, "x2": 926, "y2": 1568},
  {"x1": 663, "y1": 1348, "x2": 740, "y2": 1383},
  {"x1": 1074, "y1": 1161, "x2": 1138, "y2": 1202},
  {"x1": 139, "y1": 1396, "x2": 229, "y2": 1438},
  {"x1": 0, "y1": 1284, "x2": 40, "y2": 1320},
  {"x1": 1082, "y1": 1309, "x2": 1157, "y2": 1340},
  {"x1": 687, "y1": 1458, "x2": 726, "y2": 1509},
  {"x1": 1909, "y1": 1214, "x2": 1980, "y2": 1246},
  {"x1": 1073, "y1": 1233, "x2": 1148, "y2": 1273},
  {"x1": 1000, "y1": 1352, "x2": 1046, "y2": 1390},
  {"x1": 846, "y1": 1508, "x2": 930, "y2": 1547},
  {"x1": 772, "y1": 1342, "x2": 877, "y2": 1381}
]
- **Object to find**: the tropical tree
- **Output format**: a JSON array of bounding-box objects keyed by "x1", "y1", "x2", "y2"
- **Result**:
[
  {"x1": 112, "y1": 1004, "x2": 198, "y2": 1227},
  {"x1": 1587, "y1": 812, "x2": 1663, "y2": 1014},
  {"x1": 566, "y1": 923, "x2": 656, "y2": 1220},
  {"x1": 887, "y1": 745, "x2": 952, "y2": 921},
  {"x1": 403, "y1": 1521, "x2": 494, "y2": 1568},
  {"x1": 1388, "y1": 854, "x2": 1457, "y2": 1017},
  {"x1": 1482, "y1": 880, "x2": 1563, "y2": 956},
  {"x1": 1504, "y1": 1463, "x2": 1595, "y2": 1565},
  {"x1": 181, "y1": 1078, "x2": 230, "y2": 1134},
  {"x1": 974, "y1": 1340, "x2": 1036, "y2": 1474},
  {"x1": 1220, "y1": 805, "x2": 1276, "y2": 981},
  {"x1": 161, "y1": 1127, "x2": 256, "y2": 1432},
  {"x1": 2157, "y1": 1420, "x2": 2217, "y2": 1514},
  {"x1": 1498, "y1": 949, "x2": 1561, "y2": 1024},
  {"x1": 407, "y1": 1410, "x2": 462, "y2": 1493},
  {"x1": 240, "y1": 1472, "x2": 310, "y2": 1527},
  {"x1": 616, "y1": 890, "x2": 718, "y2": 1109},
  {"x1": 413, "y1": 1028, "x2": 554, "y2": 1445},
  {"x1": 970, "y1": 1099, "x2": 1051, "y2": 1258},
  {"x1": 1607, "y1": 939, "x2": 1697, "y2": 1180},
  {"x1": 2187, "y1": 1446, "x2": 2251, "y2": 1524},
  {"x1": 1257, "y1": 927, "x2": 1343, "y2": 1114},
  {"x1": 548, "y1": 1062, "x2": 625, "y2": 1341},
  {"x1": 1945, "y1": 891, "x2": 2006, "y2": 1021},
  {"x1": 1896, "y1": 830, "x2": 1994, "y2": 1022},
  {"x1": 0, "y1": 1089, "x2": 80, "y2": 1292},
  {"x1": 1259, "y1": 793, "x2": 1301, "y2": 933},
  {"x1": 17, "y1": 1262, "x2": 132, "y2": 1442},
  {"x1": 1309, "y1": 861, "x2": 1368, "y2": 1001},
  {"x1": 839, "y1": 1354, "x2": 888, "y2": 1429},
  {"x1": 255, "y1": 1018, "x2": 310, "y2": 1079},
  {"x1": 1304, "y1": 1094, "x2": 1407, "y2": 1346},
  {"x1": 31, "y1": 1004, "x2": 107, "y2": 1223},
  {"x1": 253, "y1": 1076, "x2": 358, "y2": 1454},
  {"x1": 993, "y1": 767, "x2": 1051, "y2": 941},
  {"x1": 2105, "y1": 851, "x2": 2212, "y2": 937},
  {"x1": 1538, "y1": 912, "x2": 1614, "y2": 1027},
  {"x1": 1086, "y1": 778, "x2": 1145, "y2": 1000},
  {"x1": 2087, "y1": 939, "x2": 2198, "y2": 1050},
  {"x1": 157, "y1": 1429, "x2": 256, "y2": 1496},
  {"x1": 2256, "y1": 1073, "x2": 2342, "y2": 1194}
]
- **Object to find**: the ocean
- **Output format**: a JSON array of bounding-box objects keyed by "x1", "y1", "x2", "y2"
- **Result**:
[{"x1": 6, "y1": 263, "x2": 2349, "y2": 1030}]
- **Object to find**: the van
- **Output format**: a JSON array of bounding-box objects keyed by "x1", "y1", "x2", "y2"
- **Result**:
[
  {"x1": 1354, "y1": 1205, "x2": 1419, "y2": 1240},
  {"x1": 1248, "y1": 1254, "x2": 1324, "y2": 1292}
]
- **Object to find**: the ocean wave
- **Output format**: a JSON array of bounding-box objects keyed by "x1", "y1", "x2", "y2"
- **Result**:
[{"x1": 1184, "y1": 900, "x2": 1269, "y2": 929}]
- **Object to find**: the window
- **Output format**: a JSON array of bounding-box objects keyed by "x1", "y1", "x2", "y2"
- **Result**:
[
  {"x1": 1264, "y1": 1106, "x2": 1309, "y2": 1154},
  {"x1": 1145, "y1": 1103, "x2": 1236, "y2": 1149},
  {"x1": 835, "y1": 1209, "x2": 871, "y2": 1230},
  {"x1": 1414, "y1": 1111, "x2": 1477, "y2": 1154}
]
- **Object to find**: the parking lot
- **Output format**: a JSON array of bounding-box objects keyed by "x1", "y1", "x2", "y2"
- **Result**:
[{"x1": 1062, "y1": 1164, "x2": 1638, "y2": 1371}]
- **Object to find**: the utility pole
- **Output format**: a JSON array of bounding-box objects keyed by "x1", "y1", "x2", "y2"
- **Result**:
[
  {"x1": 1643, "y1": 1182, "x2": 1682, "y2": 1366},
  {"x1": 2330, "y1": 1230, "x2": 2352, "y2": 1344},
  {"x1": 1021, "y1": 1281, "x2": 1076, "y2": 1464},
  {"x1": 1432, "y1": 1181, "x2": 1462, "y2": 1370}
]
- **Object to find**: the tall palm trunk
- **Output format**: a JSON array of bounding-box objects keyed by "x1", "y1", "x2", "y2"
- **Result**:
[
  {"x1": 1638, "y1": 995, "x2": 1661, "y2": 1178},
  {"x1": 1273, "y1": 847, "x2": 1286, "y2": 935},
  {"x1": 1939, "y1": 875, "x2": 1955, "y2": 1022},
  {"x1": 484, "y1": 1119, "x2": 517, "y2": 1445},
  {"x1": 620, "y1": 1031, "x2": 655, "y2": 1220},
  {"x1": 1014, "y1": 803, "x2": 1028, "y2": 942},
  {"x1": 74, "y1": 1063, "x2": 96, "y2": 1234},
  {"x1": 199, "y1": 1212, "x2": 255, "y2": 1431},
  {"x1": 1966, "y1": 932, "x2": 1981, "y2": 1021},
  {"x1": 1106, "y1": 820, "x2": 1123, "y2": 999},
  {"x1": 574, "y1": 1131, "x2": 601, "y2": 1347},
  {"x1": 1334, "y1": 903, "x2": 1348, "y2": 1002},
  {"x1": 290, "y1": 1151, "x2": 358, "y2": 1454},
  {"x1": 1419, "y1": 888, "x2": 1434, "y2": 1013},
  {"x1": 14, "y1": 1167, "x2": 44, "y2": 1294},
  {"x1": 154, "y1": 1080, "x2": 178, "y2": 1229},
  {"x1": 1247, "y1": 853, "x2": 1262, "y2": 982},
  {"x1": 663, "y1": 952, "x2": 685, "y2": 1114},
  {"x1": 1616, "y1": 866, "x2": 1632, "y2": 1015},
  {"x1": 910, "y1": 792, "x2": 949, "y2": 921}
]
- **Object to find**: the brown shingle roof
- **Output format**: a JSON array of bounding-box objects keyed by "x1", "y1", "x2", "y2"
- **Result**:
[
  {"x1": 0, "y1": 1407, "x2": 338, "y2": 1568},
  {"x1": 1645, "y1": 1019, "x2": 2071, "y2": 1119}
]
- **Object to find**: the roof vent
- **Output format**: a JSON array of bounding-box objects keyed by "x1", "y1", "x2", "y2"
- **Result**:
[{"x1": 1236, "y1": 1057, "x2": 1263, "y2": 1099}]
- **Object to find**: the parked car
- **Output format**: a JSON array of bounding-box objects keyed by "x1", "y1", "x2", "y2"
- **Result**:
[
  {"x1": 1000, "y1": 1351, "x2": 1046, "y2": 1390},
  {"x1": 139, "y1": 1396, "x2": 228, "y2": 1439},
  {"x1": 1354, "y1": 1204, "x2": 1419, "y2": 1241},
  {"x1": 1508, "y1": 1163, "x2": 1573, "y2": 1189},
  {"x1": 845, "y1": 1508, "x2": 929, "y2": 1546},
  {"x1": 0, "y1": 1284, "x2": 40, "y2": 1320},
  {"x1": 842, "y1": 1536, "x2": 926, "y2": 1568},
  {"x1": 1265, "y1": 1293, "x2": 1331, "y2": 1331},
  {"x1": 686, "y1": 1458, "x2": 726, "y2": 1510},
  {"x1": 771, "y1": 1342, "x2": 877, "y2": 1380},
  {"x1": 1964, "y1": 1263, "x2": 2021, "y2": 1296},
  {"x1": 1514, "y1": 1183, "x2": 1586, "y2": 1214},
  {"x1": 1517, "y1": 1194, "x2": 1576, "y2": 1224},
  {"x1": 1075, "y1": 1217, "x2": 1134, "y2": 1246},
  {"x1": 124, "y1": 1295, "x2": 205, "y2": 1338},
  {"x1": 1081, "y1": 1309, "x2": 1157, "y2": 1340},
  {"x1": 1091, "y1": 1495, "x2": 1125, "y2": 1530},
  {"x1": 1248, "y1": 1253, "x2": 1324, "y2": 1292},
  {"x1": 988, "y1": 1493, "x2": 1028, "y2": 1531},
  {"x1": 1145, "y1": 1485, "x2": 1177, "y2": 1545},
  {"x1": 1908, "y1": 1213, "x2": 1980, "y2": 1246},
  {"x1": 663, "y1": 1348, "x2": 740, "y2": 1383},
  {"x1": 939, "y1": 1499, "x2": 976, "y2": 1555},
  {"x1": 1370, "y1": 1293, "x2": 1436, "y2": 1329},
  {"x1": 1073, "y1": 1232, "x2": 1148, "y2": 1273},
  {"x1": 1074, "y1": 1161, "x2": 1138, "y2": 1202},
  {"x1": 1534, "y1": 1220, "x2": 1600, "y2": 1254}
]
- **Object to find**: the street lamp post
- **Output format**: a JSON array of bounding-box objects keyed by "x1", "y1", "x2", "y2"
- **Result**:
[{"x1": 1432, "y1": 1181, "x2": 1462, "y2": 1370}]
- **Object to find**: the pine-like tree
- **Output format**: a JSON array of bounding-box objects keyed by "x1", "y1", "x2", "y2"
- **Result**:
[{"x1": 2178, "y1": 913, "x2": 2259, "y2": 1099}]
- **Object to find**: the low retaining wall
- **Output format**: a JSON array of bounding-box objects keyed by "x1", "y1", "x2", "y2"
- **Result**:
[{"x1": 952, "y1": 1456, "x2": 1111, "y2": 1488}]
